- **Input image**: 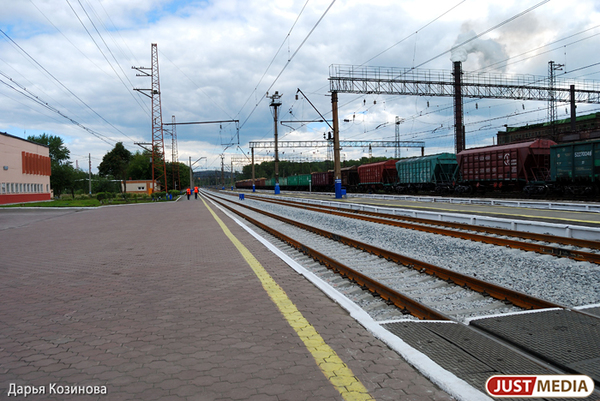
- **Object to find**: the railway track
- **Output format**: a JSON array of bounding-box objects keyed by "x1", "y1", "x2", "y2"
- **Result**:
[
  {"x1": 203, "y1": 190, "x2": 600, "y2": 397},
  {"x1": 203, "y1": 191, "x2": 560, "y2": 321},
  {"x1": 242, "y1": 193, "x2": 600, "y2": 265}
]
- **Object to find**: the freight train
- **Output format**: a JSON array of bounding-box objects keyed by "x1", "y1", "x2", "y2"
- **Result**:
[{"x1": 236, "y1": 137, "x2": 600, "y2": 197}]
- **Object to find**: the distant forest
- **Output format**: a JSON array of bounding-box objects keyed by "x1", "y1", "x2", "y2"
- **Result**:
[{"x1": 237, "y1": 156, "x2": 392, "y2": 180}]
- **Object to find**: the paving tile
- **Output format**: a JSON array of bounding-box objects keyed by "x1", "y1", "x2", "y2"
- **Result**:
[{"x1": 0, "y1": 200, "x2": 455, "y2": 401}]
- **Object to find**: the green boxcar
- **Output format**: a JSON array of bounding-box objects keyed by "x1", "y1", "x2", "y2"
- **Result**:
[
  {"x1": 287, "y1": 174, "x2": 311, "y2": 188},
  {"x1": 265, "y1": 178, "x2": 276, "y2": 187},
  {"x1": 551, "y1": 139, "x2": 600, "y2": 183},
  {"x1": 286, "y1": 175, "x2": 299, "y2": 187},
  {"x1": 396, "y1": 153, "x2": 458, "y2": 186},
  {"x1": 279, "y1": 177, "x2": 287, "y2": 187}
]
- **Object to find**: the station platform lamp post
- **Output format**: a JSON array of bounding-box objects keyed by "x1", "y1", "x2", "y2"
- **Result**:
[{"x1": 268, "y1": 91, "x2": 282, "y2": 194}]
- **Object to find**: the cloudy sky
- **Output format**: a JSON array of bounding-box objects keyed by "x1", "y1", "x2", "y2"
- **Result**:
[{"x1": 1, "y1": 0, "x2": 599, "y2": 173}]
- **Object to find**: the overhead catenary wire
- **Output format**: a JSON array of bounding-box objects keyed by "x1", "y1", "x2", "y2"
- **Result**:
[{"x1": 239, "y1": 0, "x2": 337, "y2": 131}]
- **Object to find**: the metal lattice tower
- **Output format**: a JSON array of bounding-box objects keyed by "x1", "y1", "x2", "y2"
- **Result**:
[{"x1": 133, "y1": 43, "x2": 168, "y2": 192}]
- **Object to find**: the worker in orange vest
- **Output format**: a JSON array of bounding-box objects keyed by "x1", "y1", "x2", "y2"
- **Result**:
[
  {"x1": 186, "y1": 187, "x2": 191, "y2": 200},
  {"x1": 194, "y1": 186, "x2": 199, "y2": 199}
]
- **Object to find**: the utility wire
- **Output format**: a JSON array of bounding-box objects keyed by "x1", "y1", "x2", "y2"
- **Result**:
[
  {"x1": 236, "y1": 0, "x2": 311, "y2": 121},
  {"x1": 0, "y1": 27, "x2": 132, "y2": 144},
  {"x1": 410, "y1": 0, "x2": 551, "y2": 72},
  {"x1": 239, "y1": 0, "x2": 336, "y2": 130},
  {"x1": 361, "y1": 0, "x2": 467, "y2": 67},
  {"x1": 0, "y1": 73, "x2": 115, "y2": 145},
  {"x1": 67, "y1": 0, "x2": 149, "y2": 124}
]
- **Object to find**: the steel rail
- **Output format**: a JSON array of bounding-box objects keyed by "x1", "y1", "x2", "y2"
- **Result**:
[
  {"x1": 205, "y1": 192, "x2": 561, "y2": 312},
  {"x1": 204, "y1": 193, "x2": 448, "y2": 320},
  {"x1": 246, "y1": 195, "x2": 600, "y2": 265},
  {"x1": 284, "y1": 196, "x2": 600, "y2": 250}
]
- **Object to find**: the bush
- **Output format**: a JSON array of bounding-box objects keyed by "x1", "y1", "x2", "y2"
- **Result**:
[
  {"x1": 152, "y1": 191, "x2": 167, "y2": 201},
  {"x1": 96, "y1": 192, "x2": 106, "y2": 203}
]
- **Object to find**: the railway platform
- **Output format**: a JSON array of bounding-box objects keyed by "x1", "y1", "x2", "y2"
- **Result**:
[{"x1": 0, "y1": 198, "x2": 460, "y2": 401}]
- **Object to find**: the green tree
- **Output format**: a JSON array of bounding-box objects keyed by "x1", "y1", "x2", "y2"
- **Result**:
[
  {"x1": 126, "y1": 151, "x2": 152, "y2": 180},
  {"x1": 166, "y1": 161, "x2": 189, "y2": 191},
  {"x1": 98, "y1": 142, "x2": 132, "y2": 192},
  {"x1": 27, "y1": 133, "x2": 70, "y2": 163},
  {"x1": 27, "y1": 133, "x2": 75, "y2": 196}
]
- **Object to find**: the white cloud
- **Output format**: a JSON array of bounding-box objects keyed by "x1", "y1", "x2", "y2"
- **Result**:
[{"x1": 0, "y1": 0, "x2": 599, "y2": 173}]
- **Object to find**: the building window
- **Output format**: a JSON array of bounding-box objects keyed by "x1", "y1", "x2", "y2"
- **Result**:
[{"x1": 1, "y1": 183, "x2": 5, "y2": 194}]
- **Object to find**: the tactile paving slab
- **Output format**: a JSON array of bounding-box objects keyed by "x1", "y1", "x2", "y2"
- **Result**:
[
  {"x1": 383, "y1": 321, "x2": 559, "y2": 395},
  {"x1": 471, "y1": 309, "x2": 600, "y2": 384}
]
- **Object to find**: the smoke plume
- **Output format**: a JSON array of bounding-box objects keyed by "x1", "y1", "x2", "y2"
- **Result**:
[{"x1": 450, "y1": 30, "x2": 508, "y2": 71}]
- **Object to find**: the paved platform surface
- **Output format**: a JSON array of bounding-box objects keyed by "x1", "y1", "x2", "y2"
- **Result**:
[{"x1": 0, "y1": 198, "x2": 456, "y2": 400}]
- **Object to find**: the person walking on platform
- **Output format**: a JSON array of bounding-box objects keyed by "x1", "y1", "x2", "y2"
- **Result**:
[
  {"x1": 186, "y1": 187, "x2": 191, "y2": 200},
  {"x1": 194, "y1": 186, "x2": 199, "y2": 200}
]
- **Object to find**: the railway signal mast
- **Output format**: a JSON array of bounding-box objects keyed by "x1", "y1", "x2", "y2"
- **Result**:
[{"x1": 133, "y1": 43, "x2": 168, "y2": 193}]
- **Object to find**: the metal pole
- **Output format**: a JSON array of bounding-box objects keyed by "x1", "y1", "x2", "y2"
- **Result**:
[
  {"x1": 269, "y1": 92, "x2": 282, "y2": 194},
  {"x1": 88, "y1": 153, "x2": 92, "y2": 195},
  {"x1": 453, "y1": 61, "x2": 465, "y2": 154},
  {"x1": 570, "y1": 85, "x2": 577, "y2": 134},
  {"x1": 189, "y1": 156, "x2": 192, "y2": 189},
  {"x1": 220, "y1": 155, "x2": 224, "y2": 189},
  {"x1": 251, "y1": 148, "x2": 255, "y2": 192},
  {"x1": 332, "y1": 91, "x2": 342, "y2": 198}
]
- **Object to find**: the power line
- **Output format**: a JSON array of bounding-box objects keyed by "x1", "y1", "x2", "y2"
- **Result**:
[
  {"x1": 236, "y1": 0, "x2": 311, "y2": 121},
  {"x1": 361, "y1": 0, "x2": 467, "y2": 67},
  {"x1": 0, "y1": 73, "x2": 115, "y2": 145},
  {"x1": 67, "y1": 0, "x2": 149, "y2": 124},
  {"x1": 239, "y1": 0, "x2": 337, "y2": 130},
  {"x1": 0, "y1": 27, "x2": 133, "y2": 144},
  {"x1": 411, "y1": 0, "x2": 552, "y2": 72}
]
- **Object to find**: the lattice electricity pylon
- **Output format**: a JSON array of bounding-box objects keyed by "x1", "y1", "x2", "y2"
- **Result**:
[
  {"x1": 329, "y1": 63, "x2": 600, "y2": 153},
  {"x1": 133, "y1": 43, "x2": 168, "y2": 192}
]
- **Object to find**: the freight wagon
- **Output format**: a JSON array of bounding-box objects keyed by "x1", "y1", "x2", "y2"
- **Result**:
[
  {"x1": 286, "y1": 174, "x2": 311, "y2": 190},
  {"x1": 456, "y1": 139, "x2": 555, "y2": 194},
  {"x1": 340, "y1": 166, "x2": 360, "y2": 191},
  {"x1": 311, "y1": 171, "x2": 333, "y2": 191},
  {"x1": 550, "y1": 138, "x2": 600, "y2": 195},
  {"x1": 357, "y1": 159, "x2": 399, "y2": 192},
  {"x1": 395, "y1": 153, "x2": 457, "y2": 193}
]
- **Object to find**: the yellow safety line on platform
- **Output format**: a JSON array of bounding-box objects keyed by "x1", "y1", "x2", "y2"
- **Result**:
[{"x1": 202, "y1": 198, "x2": 374, "y2": 401}]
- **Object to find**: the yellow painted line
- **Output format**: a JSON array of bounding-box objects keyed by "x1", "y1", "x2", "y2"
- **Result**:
[{"x1": 202, "y1": 198, "x2": 374, "y2": 401}]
